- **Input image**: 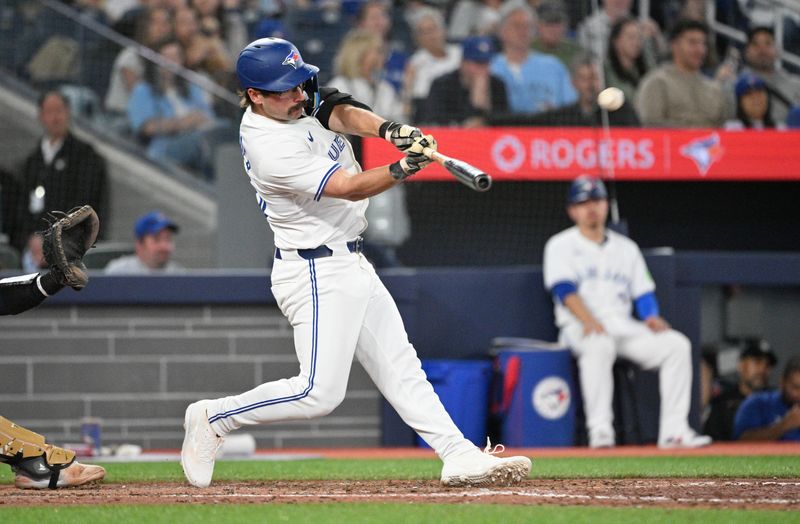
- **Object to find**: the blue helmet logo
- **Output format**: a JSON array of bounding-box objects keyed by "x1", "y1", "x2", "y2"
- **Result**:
[{"x1": 282, "y1": 50, "x2": 300, "y2": 69}]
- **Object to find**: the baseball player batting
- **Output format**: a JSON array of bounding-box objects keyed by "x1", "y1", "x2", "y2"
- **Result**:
[
  {"x1": 543, "y1": 176, "x2": 712, "y2": 449},
  {"x1": 180, "y1": 38, "x2": 531, "y2": 488}
]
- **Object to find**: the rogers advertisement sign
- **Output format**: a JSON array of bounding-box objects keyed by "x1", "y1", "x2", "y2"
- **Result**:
[{"x1": 361, "y1": 128, "x2": 800, "y2": 181}]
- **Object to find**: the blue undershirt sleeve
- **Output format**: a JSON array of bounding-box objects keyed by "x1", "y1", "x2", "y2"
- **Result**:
[
  {"x1": 551, "y1": 281, "x2": 577, "y2": 303},
  {"x1": 634, "y1": 291, "x2": 660, "y2": 319}
]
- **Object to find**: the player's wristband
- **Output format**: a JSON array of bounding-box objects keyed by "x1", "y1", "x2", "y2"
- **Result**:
[
  {"x1": 379, "y1": 121, "x2": 397, "y2": 141},
  {"x1": 389, "y1": 161, "x2": 410, "y2": 180}
]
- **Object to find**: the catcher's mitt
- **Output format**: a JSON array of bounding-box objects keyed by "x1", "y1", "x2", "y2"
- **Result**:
[{"x1": 41, "y1": 205, "x2": 100, "y2": 291}]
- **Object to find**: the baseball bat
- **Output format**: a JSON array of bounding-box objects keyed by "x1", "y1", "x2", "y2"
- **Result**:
[{"x1": 422, "y1": 147, "x2": 492, "y2": 192}]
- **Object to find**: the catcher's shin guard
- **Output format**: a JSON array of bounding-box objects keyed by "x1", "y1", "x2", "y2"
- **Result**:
[{"x1": 1, "y1": 416, "x2": 76, "y2": 489}]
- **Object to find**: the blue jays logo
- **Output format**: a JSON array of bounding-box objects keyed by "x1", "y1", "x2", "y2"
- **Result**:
[
  {"x1": 680, "y1": 133, "x2": 724, "y2": 176},
  {"x1": 532, "y1": 376, "x2": 571, "y2": 420},
  {"x1": 282, "y1": 50, "x2": 301, "y2": 69}
]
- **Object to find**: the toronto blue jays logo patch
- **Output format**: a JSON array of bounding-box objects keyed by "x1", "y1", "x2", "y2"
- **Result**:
[
  {"x1": 680, "y1": 133, "x2": 724, "y2": 176},
  {"x1": 282, "y1": 50, "x2": 300, "y2": 69}
]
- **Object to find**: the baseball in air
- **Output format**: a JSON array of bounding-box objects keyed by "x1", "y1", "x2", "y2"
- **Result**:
[{"x1": 597, "y1": 87, "x2": 625, "y2": 111}]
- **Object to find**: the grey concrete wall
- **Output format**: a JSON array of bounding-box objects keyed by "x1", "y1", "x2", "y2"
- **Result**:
[{"x1": 0, "y1": 304, "x2": 381, "y2": 449}]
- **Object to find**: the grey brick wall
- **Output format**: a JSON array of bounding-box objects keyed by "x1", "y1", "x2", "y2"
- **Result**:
[{"x1": 0, "y1": 304, "x2": 381, "y2": 450}]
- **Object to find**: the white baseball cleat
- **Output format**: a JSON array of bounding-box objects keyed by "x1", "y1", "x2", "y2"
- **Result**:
[
  {"x1": 181, "y1": 400, "x2": 223, "y2": 488},
  {"x1": 440, "y1": 439, "x2": 532, "y2": 487},
  {"x1": 658, "y1": 429, "x2": 712, "y2": 449},
  {"x1": 589, "y1": 427, "x2": 616, "y2": 449}
]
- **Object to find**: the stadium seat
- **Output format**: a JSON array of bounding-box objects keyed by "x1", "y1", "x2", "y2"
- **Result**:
[
  {"x1": 83, "y1": 242, "x2": 134, "y2": 270},
  {"x1": 0, "y1": 243, "x2": 21, "y2": 270}
]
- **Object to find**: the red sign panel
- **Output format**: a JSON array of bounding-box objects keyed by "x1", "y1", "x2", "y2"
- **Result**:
[{"x1": 362, "y1": 128, "x2": 800, "y2": 181}]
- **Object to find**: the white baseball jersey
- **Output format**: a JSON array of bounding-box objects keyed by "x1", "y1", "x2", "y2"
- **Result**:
[
  {"x1": 543, "y1": 226, "x2": 655, "y2": 329},
  {"x1": 238, "y1": 106, "x2": 367, "y2": 249},
  {"x1": 204, "y1": 102, "x2": 475, "y2": 462},
  {"x1": 544, "y1": 226, "x2": 697, "y2": 446}
]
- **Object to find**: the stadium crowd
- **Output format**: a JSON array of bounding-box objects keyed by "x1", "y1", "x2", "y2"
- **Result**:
[{"x1": 3, "y1": 1, "x2": 800, "y2": 144}]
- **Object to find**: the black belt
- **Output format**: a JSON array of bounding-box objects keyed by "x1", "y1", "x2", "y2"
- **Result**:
[{"x1": 275, "y1": 237, "x2": 364, "y2": 260}]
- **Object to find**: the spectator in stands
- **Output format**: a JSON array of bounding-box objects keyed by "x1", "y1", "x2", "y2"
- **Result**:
[
  {"x1": 734, "y1": 355, "x2": 800, "y2": 442},
  {"x1": 21, "y1": 234, "x2": 46, "y2": 274},
  {"x1": 403, "y1": 7, "x2": 461, "y2": 124},
  {"x1": 426, "y1": 36, "x2": 507, "y2": 127},
  {"x1": 105, "y1": 211, "x2": 184, "y2": 274},
  {"x1": 490, "y1": 4, "x2": 576, "y2": 115},
  {"x1": 190, "y1": 0, "x2": 248, "y2": 61},
  {"x1": 105, "y1": 6, "x2": 173, "y2": 125},
  {"x1": 355, "y1": 0, "x2": 408, "y2": 93},
  {"x1": 704, "y1": 338, "x2": 777, "y2": 441},
  {"x1": 329, "y1": 30, "x2": 403, "y2": 122},
  {"x1": 447, "y1": 0, "x2": 504, "y2": 40},
  {"x1": 0, "y1": 169, "x2": 20, "y2": 250},
  {"x1": 577, "y1": 0, "x2": 665, "y2": 60},
  {"x1": 12, "y1": 90, "x2": 107, "y2": 255},
  {"x1": 604, "y1": 16, "x2": 654, "y2": 106},
  {"x1": 531, "y1": 0, "x2": 581, "y2": 70},
  {"x1": 174, "y1": 6, "x2": 233, "y2": 86},
  {"x1": 736, "y1": 0, "x2": 800, "y2": 58},
  {"x1": 741, "y1": 26, "x2": 800, "y2": 124},
  {"x1": 635, "y1": 19, "x2": 728, "y2": 128},
  {"x1": 543, "y1": 175, "x2": 711, "y2": 449},
  {"x1": 519, "y1": 54, "x2": 640, "y2": 127},
  {"x1": 127, "y1": 38, "x2": 220, "y2": 178},
  {"x1": 724, "y1": 74, "x2": 785, "y2": 130}
]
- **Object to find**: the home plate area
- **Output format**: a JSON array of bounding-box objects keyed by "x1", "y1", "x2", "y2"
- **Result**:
[{"x1": 3, "y1": 479, "x2": 799, "y2": 509}]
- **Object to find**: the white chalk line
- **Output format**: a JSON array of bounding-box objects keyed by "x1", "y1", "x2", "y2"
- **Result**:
[{"x1": 154, "y1": 489, "x2": 799, "y2": 506}]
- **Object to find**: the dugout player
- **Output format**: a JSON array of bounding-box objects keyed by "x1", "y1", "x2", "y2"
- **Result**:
[
  {"x1": 1, "y1": 206, "x2": 106, "y2": 489},
  {"x1": 180, "y1": 38, "x2": 532, "y2": 488},
  {"x1": 543, "y1": 175, "x2": 712, "y2": 449}
]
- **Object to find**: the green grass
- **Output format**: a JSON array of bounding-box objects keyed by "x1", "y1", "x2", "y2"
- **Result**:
[
  {"x1": 2, "y1": 455, "x2": 798, "y2": 484},
  {"x1": 2, "y1": 455, "x2": 798, "y2": 523},
  {"x1": 0, "y1": 504, "x2": 797, "y2": 524}
]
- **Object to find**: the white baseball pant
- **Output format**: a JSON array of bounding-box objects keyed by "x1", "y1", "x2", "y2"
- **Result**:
[
  {"x1": 560, "y1": 316, "x2": 693, "y2": 443},
  {"x1": 205, "y1": 252, "x2": 473, "y2": 460}
]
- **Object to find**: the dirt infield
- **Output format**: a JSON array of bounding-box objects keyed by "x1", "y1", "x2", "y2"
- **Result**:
[
  {"x1": 3, "y1": 444, "x2": 799, "y2": 509},
  {"x1": 3, "y1": 478, "x2": 799, "y2": 510}
]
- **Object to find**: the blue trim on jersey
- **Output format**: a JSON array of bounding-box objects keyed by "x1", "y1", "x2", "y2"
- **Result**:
[
  {"x1": 207, "y1": 260, "x2": 319, "y2": 424},
  {"x1": 256, "y1": 194, "x2": 268, "y2": 217},
  {"x1": 551, "y1": 281, "x2": 578, "y2": 303},
  {"x1": 634, "y1": 291, "x2": 660, "y2": 320},
  {"x1": 314, "y1": 163, "x2": 341, "y2": 201}
]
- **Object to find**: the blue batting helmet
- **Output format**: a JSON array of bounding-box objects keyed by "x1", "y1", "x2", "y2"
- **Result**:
[
  {"x1": 236, "y1": 38, "x2": 320, "y2": 111},
  {"x1": 567, "y1": 175, "x2": 608, "y2": 205}
]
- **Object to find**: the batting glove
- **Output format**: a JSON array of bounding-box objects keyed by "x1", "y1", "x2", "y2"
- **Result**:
[
  {"x1": 379, "y1": 121, "x2": 422, "y2": 152},
  {"x1": 389, "y1": 135, "x2": 437, "y2": 180}
]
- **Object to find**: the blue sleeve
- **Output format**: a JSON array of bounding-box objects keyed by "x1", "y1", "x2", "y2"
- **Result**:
[
  {"x1": 551, "y1": 281, "x2": 578, "y2": 303},
  {"x1": 732, "y1": 394, "x2": 765, "y2": 440},
  {"x1": 634, "y1": 291, "x2": 660, "y2": 319},
  {"x1": 188, "y1": 84, "x2": 214, "y2": 118},
  {"x1": 127, "y1": 83, "x2": 158, "y2": 134}
]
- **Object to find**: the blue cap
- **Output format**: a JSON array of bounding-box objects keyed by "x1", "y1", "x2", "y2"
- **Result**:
[
  {"x1": 567, "y1": 175, "x2": 608, "y2": 205},
  {"x1": 787, "y1": 105, "x2": 800, "y2": 129},
  {"x1": 735, "y1": 74, "x2": 767, "y2": 98},
  {"x1": 134, "y1": 211, "x2": 178, "y2": 240},
  {"x1": 462, "y1": 36, "x2": 495, "y2": 64}
]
